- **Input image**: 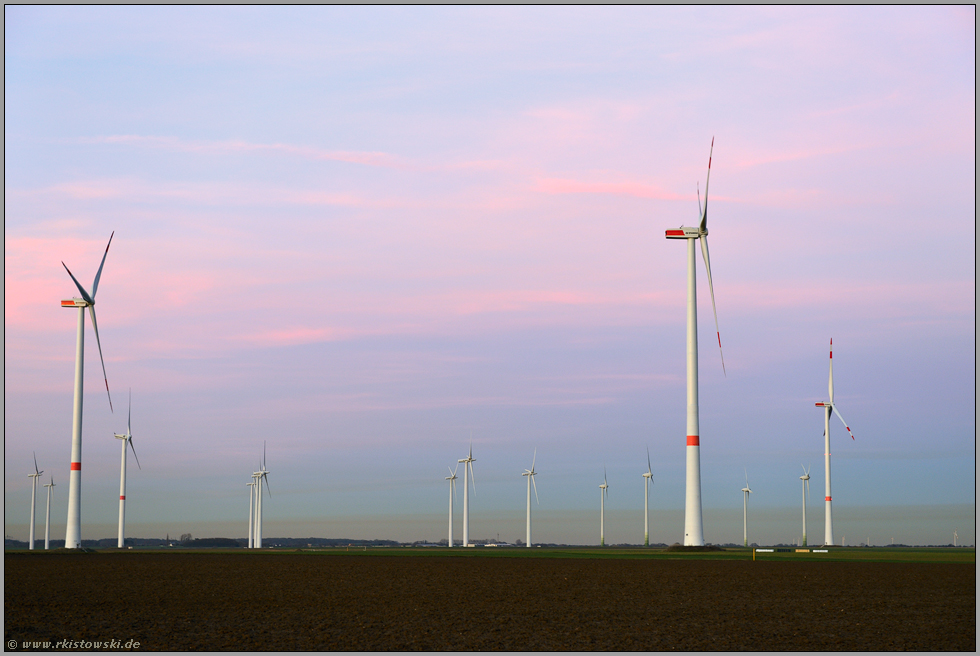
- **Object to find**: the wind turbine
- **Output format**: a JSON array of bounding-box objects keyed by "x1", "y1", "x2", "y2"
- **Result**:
[
  {"x1": 599, "y1": 468, "x2": 609, "y2": 547},
  {"x1": 458, "y1": 445, "x2": 476, "y2": 547},
  {"x1": 61, "y1": 232, "x2": 115, "y2": 549},
  {"x1": 741, "y1": 470, "x2": 752, "y2": 548},
  {"x1": 43, "y1": 477, "x2": 56, "y2": 550},
  {"x1": 28, "y1": 453, "x2": 43, "y2": 550},
  {"x1": 522, "y1": 450, "x2": 539, "y2": 548},
  {"x1": 800, "y1": 465, "x2": 811, "y2": 547},
  {"x1": 643, "y1": 447, "x2": 654, "y2": 547},
  {"x1": 445, "y1": 465, "x2": 458, "y2": 547},
  {"x1": 253, "y1": 443, "x2": 271, "y2": 548},
  {"x1": 246, "y1": 480, "x2": 256, "y2": 549},
  {"x1": 665, "y1": 140, "x2": 725, "y2": 546},
  {"x1": 814, "y1": 339, "x2": 855, "y2": 546},
  {"x1": 114, "y1": 389, "x2": 141, "y2": 548}
]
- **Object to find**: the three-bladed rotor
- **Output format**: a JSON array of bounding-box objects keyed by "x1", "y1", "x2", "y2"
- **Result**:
[
  {"x1": 61, "y1": 232, "x2": 115, "y2": 412},
  {"x1": 30, "y1": 452, "x2": 44, "y2": 479},
  {"x1": 114, "y1": 389, "x2": 141, "y2": 469},
  {"x1": 741, "y1": 469, "x2": 752, "y2": 496},
  {"x1": 522, "y1": 449, "x2": 539, "y2": 505},
  {"x1": 665, "y1": 139, "x2": 725, "y2": 375},
  {"x1": 815, "y1": 339, "x2": 855, "y2": 440}
]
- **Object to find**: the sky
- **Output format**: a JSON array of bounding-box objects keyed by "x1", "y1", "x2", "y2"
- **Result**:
[{"x1": 5, "y1": 6, "x2": 976, "y2": 547}]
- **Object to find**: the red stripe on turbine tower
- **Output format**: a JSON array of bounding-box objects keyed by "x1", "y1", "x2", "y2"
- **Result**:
[
  {"x1": 686, "y1": 435, "x2": 700, "y2": 446},
  {"x1": 70, "y1": 462, "x2": 81, "y2": 471},
  {"x1": 120, "y1": 495, "x2": 125, "y2": 500},
  {"x1": 825, "y1": 496, "x2": 832, "y2": 501}
]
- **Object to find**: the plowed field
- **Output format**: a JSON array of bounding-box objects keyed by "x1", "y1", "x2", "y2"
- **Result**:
[{"x1": 4, "y1": 552, "x2": 974, "y2": 651}]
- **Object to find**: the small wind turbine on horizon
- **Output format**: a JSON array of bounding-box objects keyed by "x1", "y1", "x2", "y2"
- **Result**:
[
  {"x1": 800, "y1": 465, "x2": 811, "y2": 547},
  {"x1": 446, "y1": 465, "x2": 458, "y2": 547},
  {"x1": 642, "y1": 447, "x2": 654, "y2": 547},
  {"x1": 114, "y1": 389, "x2": 141, "y2": 549},
  {"x1": 664, "y1": 140, "x2": 725, "y2": 547},
  {"x1": 253, "y1": 443, "x2": 271, "y2": 549},
  {"x1": 599, "y1": 468, "x2": 609, "y2": 547},
  {"x1": 43, "y1": 477, "x2": 55, "y2": 550},
  {"x1": 814, "y1": 339, "x2": 856, "y2": 546},
  {"x1": 741, "y1": 470, "x2": 752, "y2": 548},
  {"x1": 28, "y1": 453, "x2": 44, "y2": 550},
  {"x1": 458, "y1": 445, "x2": 476, "y2": 547},
  {"x1": 522, "y1": 450, "x2": 539, "y2": 548},
  {"x1": 61, "y1": 232, "x2": 115, "y2": 549}
]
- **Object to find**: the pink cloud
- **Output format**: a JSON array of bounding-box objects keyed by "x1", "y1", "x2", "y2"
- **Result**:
[
  {"x1": 535, "y1": 177, "x2": 686, "y2": 200},
  {"x1": 81, "y1": 135, "x2": 411, "y2": 170}
]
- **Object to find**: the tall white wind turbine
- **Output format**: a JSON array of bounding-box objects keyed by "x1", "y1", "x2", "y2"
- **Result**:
[
  {"x1": 114, "y1": 390, "x2": 141, "y2": 548},
  {"x1": 643, "y1": 447, "x2": 654, "y2": 547},
  {"x1": 254, "y1": 444, "x2": 271, "y2": 548},
  {"x1": 247, "y1": 480, "x2": 256, "y2": 549},
  {"x1": 43, "y1": 477, "x2": 56, "y2": 550},
  {"x1": 458, "y1": 445, "x2": 476, "y2": 547},
  {"x1": 814, "y1": 339, "x2": 855, "y2": 546},
  {"x1": 800, "y1": 465, "x2": 811, "y2": 547},
  {"x1": 446, "y1": 465, "x2": 458, "y2": 547},
  {"x1": 28, "y1": 453, "x2": 44, "y2": 550},
  {"x1": 599, "y1": 468, "x2": 609, "y2": 547},
  {"x1": 741, "y1": 470, "x2": 752, "y2": 548},
  {"x1": 61, "y1": 232, "x2": 115, "y2": 549},
  {"x1": 522, "y1": 450, "x2": 539, "y2": 548},
  {"x1": 665, "y1": 141, "x2": 725, "y2": 546}
]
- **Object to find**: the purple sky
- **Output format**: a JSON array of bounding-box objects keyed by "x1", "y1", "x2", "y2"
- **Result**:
[{"x1": 5, "y1": 6, "x2": 975, "y2": 546}]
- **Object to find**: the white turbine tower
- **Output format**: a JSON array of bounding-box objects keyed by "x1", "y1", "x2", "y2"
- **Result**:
[
  {"x1": 43, "y1": 477, "x2": 56, "y2": 550},
  {"x1": 800, "y1": 465, "x2": 811, "y2": 547},
  {"x1": 114, "y1": 390, "x2": 141, "y2": 549},
  {"x1": 665, "y1": 140, "x2": 725, "y2": 546},
  {"x1": 254, "y1": 444, "x2": 271, "y2": 548},
  {"x1": 445, "y1": 465, "x2": 458, "y2": 547},
  {"x1": 741, "y1": 470, "x2": 752, "y2": 548},
  {"x1": 599, "y1": 468, "x2": 609, "y2": 547},
  {"x1": 458, "y1": 445, "x2": 476, "y2": 547},
  {"x1": 28, "y1": 453, "x2": 44, "y2": 550},
  {"x1": 814, "y1": 339, "x2": 855, "y2": 546},
  {"x1": 522, "y1": 450, "x2": 539, "y2": 548},
  {"x1": 246, "y1": 480, "x2": 256, "y2": 549},
  {"x1": 61, "y1": 232, "x2": 115, "y2": 549},
  {"x1": 643, "y1": 447, "x2": 654, "y2": 547}
]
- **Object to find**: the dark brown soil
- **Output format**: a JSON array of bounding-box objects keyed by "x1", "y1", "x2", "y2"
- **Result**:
[{"x1": 4, "y1": 553, "x2": 974, "y2": 651}]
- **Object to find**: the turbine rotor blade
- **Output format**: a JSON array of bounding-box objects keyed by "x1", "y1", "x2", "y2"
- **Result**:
[
  {"x1": 469, "y1": 462, "x2": 476, "y2": 494},
  {"x1": 34, "y1": 451, "x2": 39, "y2": 475},
  {"x1": 531, "y1": 448, "x2": 536, "y2": 472},
  {"x1": 88, "y1": 306, "x2": 113, "y2": 412},
  {"x1": 699, "y1": 234, "x2": 726, "y2": 376},
  {"x1": 129, "y1": 438, "x2": 141, "y2": 470},
  {"x1": 532, "y1": 474, "x2": 539, "y2": 505},
  {"x1": 831, "y1": 405, "x2": 855, "y2": 440},
  {"x1": 699, "y1": 137, "x2": 714, "y2": 232},
  {"x1": 262, "y1": 473, "x2": 271, "y2": 496},
  {"x1": 91, "y1": 231, "x2": 114, "y2": 299},
  {"x1": 128, "y1": 388, "x2": 132, "y2": 435},
  {"x1": 646, "y1": 446, "x2": 652, "y2": 475},
  {"x1": 62, "y1": 262, "x2": 93, "y2": 304}
]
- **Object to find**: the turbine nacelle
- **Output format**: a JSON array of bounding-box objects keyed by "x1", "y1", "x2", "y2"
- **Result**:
[{"x1": 665, "y1": 226, "x2": 704, "y2": 240}]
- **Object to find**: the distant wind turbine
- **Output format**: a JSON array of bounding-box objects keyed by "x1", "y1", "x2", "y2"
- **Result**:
[
  {"x1": 458, "y1": 445, "x2": 476, "y2": 547},
  {"x1": 599, "y1": 468, "x2": 609, "y2": 547},
  {"x1": 114, "y1": 389, "x2": 141, "y2": 549},
  {"x1": 814, "y1": 339, "x2": 855, "y2": 546},
  {"x1": 28, "y1": 453, "x2": 44, "y2": 550},
  {"x1": 61, "y1": 232, "x2": 115, "y2": 549},
  {"x1": 664, "y1": 140, "x2": 725, "y2": 546},
  {"x1": 799, "y1": 464, "x2": 811, "y2": 547},
  {"x1": 445, "y1": 465, "x2": 458, "y2": 547},
  {"x1": 253, "y1": 443, "x2": 271, "y2": 549},
  {"x1": 43, "y1": 477, "x2": 55, "y2": 550},
  {"x1": 522, "y1": 450, "x2": 539, "y2": 548},
  {"x1": 642, "y1": 447, "x2": 654, "y2": 547},
  {"x1": 741, "y1": 470, "x2": 752, "y2": 547}
]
